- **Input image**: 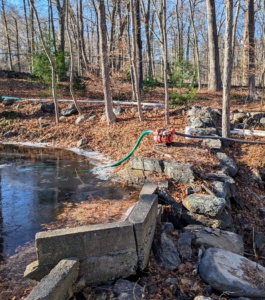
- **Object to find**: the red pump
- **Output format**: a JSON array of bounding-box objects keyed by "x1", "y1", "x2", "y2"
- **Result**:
[{"x1": 153, "y1": 128, "x2": 175, "y2": 145}]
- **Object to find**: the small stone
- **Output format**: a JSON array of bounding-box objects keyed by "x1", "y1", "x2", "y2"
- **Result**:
[
  {"x1": 203, "y1": 137, "x2": 222, "y2": 150},
  {"x1": 254, "y1": 232, "x2": 265, "y2": 249},
  {"x1": 113, "y1": 106, "x2": 124, "y2": 115},
  {"x1": 258, "y1": 207, "x2": 265, "y2": 216},
  {"x1": 2, "y1": 98, "x2": 15, "y2": 106},
  {"x1": 61, "y1": 104, "x2": 78, "y2": 116},
  {"x1": 233, "y1": 112, "x2": 247, "y2": 122},
  {"x1": 131, "y1": 108, "x2": 138, "y2": 113},
  {"x1": 186, "y1": 186, "x2": 194, "y2": 195},
  {"x1": 165, "y1": 278, "x2": 177, "y2": 285},
  {"x1": 39, "y1": 102, "x2": 54, "y2": 113},
  {"x1": 4, "y1": 131, "x2": 17, "y2": 138},
  {"x1": 177, "y1": 231, "x2": 192, "y2": 260},
  {"x1": 89, "y1": 115, "x2": 97, "y2": 121},
  {"x1": 75, "y1": 115, "x2": 88, "y2": 124},
  {"x1": 250, "y1": 112, "x2": 264, "y2": 120},
  {"x1": 77, "y1": 138, "x2": 88, "y2": 147},
  {"x1": 259, "y1": 117, "x2": 265, "y2": 124},
  {"x1": 40, "y1": 123, "x2": 50, "y2": 128}
]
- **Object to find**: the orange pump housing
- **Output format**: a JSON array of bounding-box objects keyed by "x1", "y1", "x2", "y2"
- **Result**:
[{"x1": 153, "y1": 128, "x2": 175, "y2": 144}]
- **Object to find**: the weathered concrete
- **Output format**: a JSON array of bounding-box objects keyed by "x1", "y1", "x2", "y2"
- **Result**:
[
  {"x1": 24, "y1": 260, "x2": 53, "y2": 281},
  {"x1": 79, "y1": 250, "x2": 138, "y2": 285},
  {"x1": 127, "y1": 194, "x2": 158, "y2": 270},
  {"x1": 130, "y1": 156, "x2": 163, "y2": 173},
  {"x1": 26, "y1": 258, "x2": 79, "y2": 300},
  {"x1": 36, "y1": 221, "x2": 136, "y2": 266},
  {"x1": 140, "y1": 179, "x2": 157, "y2": 195}
]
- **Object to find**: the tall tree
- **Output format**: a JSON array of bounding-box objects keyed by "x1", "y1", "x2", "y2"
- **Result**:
[
  {"x1": 96, "y1": 0, "x2": 116, "y2": 124},
  {"x1": 243, "y1": 0, "x2": 259, "y2": 100},
  {"x1": 29, "y1": 0, "x2": 60, "y2": 123},
  {"x1": 1, "y1": 0, "x2": 13, "y2": 70},
  {"x1": 206, "y1": 0, "x2": 222, "y2": 91},
  {"x1": 222, "y1": 0, "x2": 233, "y2": 138}
]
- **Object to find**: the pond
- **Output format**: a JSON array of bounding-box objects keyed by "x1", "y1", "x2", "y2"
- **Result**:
[{"x1": 0, "y1": 144, "x2": 138, "y2": 260}]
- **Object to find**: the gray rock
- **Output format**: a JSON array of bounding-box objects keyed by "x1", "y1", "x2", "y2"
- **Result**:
[
  {"x1": 194, "y1": 297, "x2": 213, "y2": 300},
  {"x1": 233, "y1": 112, "x2": 247, "y2": 122},
  {"x1": 177, "y1": 231, "x2": 192, "y2": 260},
  {"x1": 61, "y1": 104, "x2": 78, "y2": 116},
  {"x1": 199, "y1": 248, "x2": 265, "y2": 297},
  {"x1": 89, "y1": 115, "x2": 97, "y2": 121},
  {"x1": 75, "y1": 115, "x2": 88, "y2": 124},
  {"x1": 40, "y1": 122, "x2": 50, "y2": 128},
  {"x1": 181, "y1": 209, "x2": 234, "y2": 231},
  {"x1": 250, "y1": 112, "x2": 265, "y2": 120},
  {"x1": 39, "y1": 102, "x2": 54, "y2": 113},
  {"x1": 2, "y1": 98, "x2": 15, "y2": 106},
  {"x1": 164, "y1": 161, "x2": 194, "y2": 184},
  {"x1": 203, "y1": 137, "x2": 222, "y2": 150},
  {"x1": 113, "y1": 279, "x2": 146, "y2": 300},
  {"x1": 113, "y1": 107, "x2": 124, "y2": 115},
  {"x1": 260, "y1": 117, "x2": 265, "y2": 125},
  {"x1": 187, "y1": 106, "x2": 215, "y2": 119},
  {"x1": 143, "y1": 157, "x2": 164, "y2": 173},
  {"x1": 254, "y1": 232, "x2": 265, "y2": 249},
  {"x1": 152, "y1": 223, "x2": 181, "y2": 270},
  {"x1": 216, "y1": 152, "x2": 238, "y2": 176},
  {"x1": 183, "y1": 194, "x2": 226, "y2": 217},
  {"x1": 165, "y1": 278, "x2": 177, "y2": 285},
  {"x1": 193, "y1": 127, "x2": 217, "y2": 136},
  {"x1": 4, "y1": 131, "x2": 18, "y2": 138},
  {"x1": 77, "y1": 138, "x2": 88, "y2": 147},
  {"x1": 184, "y1": 225, "x2": 244, "y2": 255},
  {"x1": 110, "y1": 167, "x2": 145, "y2": 186},
  {"x1": 258, "y1": 207, "x2": 265, "y2": 216}
]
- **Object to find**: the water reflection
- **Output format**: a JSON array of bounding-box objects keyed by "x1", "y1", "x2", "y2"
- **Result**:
[{"x1": 0, "y1": 144, "x2": 135, "y2": 259}]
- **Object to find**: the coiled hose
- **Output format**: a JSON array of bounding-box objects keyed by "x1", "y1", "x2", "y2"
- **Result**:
[{"x1": 77, "y1": 129, "x2": 153, "y2": 173}]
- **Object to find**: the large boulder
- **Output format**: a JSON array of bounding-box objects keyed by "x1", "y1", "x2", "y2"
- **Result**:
[
  {"x1": 199, "y1": 248, "x2": 265, "y2": 297},
  {"x1": 184, "y1": 225, "x2": 244, "y2": 255},
  {"x1": 182, "y1": 194, "x2": 226, "y2": 217},
  {"x1": 163, "y1": 161, "x2": 194, "y2": 184}
]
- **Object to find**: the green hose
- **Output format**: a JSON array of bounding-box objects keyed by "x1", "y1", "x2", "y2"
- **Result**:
[{"x1": 77, "y1": 129, "x2": 152, "y2": 173}]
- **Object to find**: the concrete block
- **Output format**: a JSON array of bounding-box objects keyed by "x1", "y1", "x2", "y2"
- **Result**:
[
  {"x1": 79, "y1": 249, "x2": 138, "y2": 285},
  {"x1": 36, "y1": 221, "x2": 136, "y2": 266},
  {"x1": 127, "y1": 194, "x2": 158, "y2": 270},
  {"x1": 24, "y1": 260, "x2": 53, "y2": 281},
  {"x1": 130, "y1": 156, "x2": 144, "y2": 170},
  {"x1": 140, "y1": 179, "x2": 157, "y2": 195},
  {"x1": 26, "y1": 258, "x2": 79, "y2": 300}
]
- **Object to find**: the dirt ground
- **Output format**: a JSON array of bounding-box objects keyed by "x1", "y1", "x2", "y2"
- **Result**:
[{"x1": 0, "y1": 76, "x2": 265, "y2": 299}]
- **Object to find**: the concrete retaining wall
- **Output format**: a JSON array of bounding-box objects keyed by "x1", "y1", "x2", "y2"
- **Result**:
[{"x1": 25, "y1": 191, "x2": 159, "y2": 299}]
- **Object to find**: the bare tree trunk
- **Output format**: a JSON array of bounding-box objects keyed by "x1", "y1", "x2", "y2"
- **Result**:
[
  {"x1": 1, "y1": 0, "x2": 13, "y2": 71},
  {"x1": 29, "y1": 0, "x2": 59, "y2": 124},
  {"x1": 232, "y1": 0, "x2": 240, "y2": 60},
  {"x1": 13, "y1": 17, "x2": 21, "y2": 72},
  {"x1": 127, "y1": 4, "x2": 136, "y2": 100},
  {"x1": 66, "y1": 0, "x2": 82, "y2": 114},
  {"x1": 222, "y1": 0, "x2": 233, "y2": 138},
  {"x1": 79, "y1": 0, "x2": 89, "y2": 72},
  {"x1": 96, "y1": 0, "x2": 116, "y2": 125},
  {"x1": 141, "y1": 0, "x2": 152, "y2": 76},
  {"x1": 244, "y1": 0, "x2": 258, "y2": 100},
  {"x1": 29, "y1": 0, "x2": 35, "y2": 72},
  {"x1": 162, "y1": 0, "x2": 169, "y2": 124},
  {"x1": 48, "y1": 0, "x2": 57, "y2": 53},
  {"x1": 135, "y1": 0, "x2": 143, "y2": 89},
  {"x1": 130, "y1": 0, "x2": 144, "y2": 121},
  {"x1": 23, "y1": 0, "x2": 30, "y2": 55},
  {"x1": 206, "y1": 0, "x2": 222, "y2": 91},
  {"x1": 188, "y1": 0, "x2": 201, "y2": 90}
]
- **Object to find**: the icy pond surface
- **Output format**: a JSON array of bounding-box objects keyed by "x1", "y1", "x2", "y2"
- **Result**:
[{"x1": 0, "y1": 144, "x2": 137, "y2": 259}]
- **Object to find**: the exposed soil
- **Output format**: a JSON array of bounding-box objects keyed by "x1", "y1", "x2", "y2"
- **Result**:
[{"x1": 0, "y1": 76, "x2": 265, "y2": 299}]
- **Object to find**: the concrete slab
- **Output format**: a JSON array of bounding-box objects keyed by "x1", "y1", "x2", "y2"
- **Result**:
[
  {"x1": 36, "y1": 221, "x2": 136, "y2": 266},
  {"x1": 26, "y1": 258, "x2": 79, "y2": 300}
]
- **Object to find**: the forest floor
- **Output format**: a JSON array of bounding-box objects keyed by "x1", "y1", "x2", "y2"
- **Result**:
[{"x1": 0, "y1": 75, "x2": 265, "y2": 299}]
